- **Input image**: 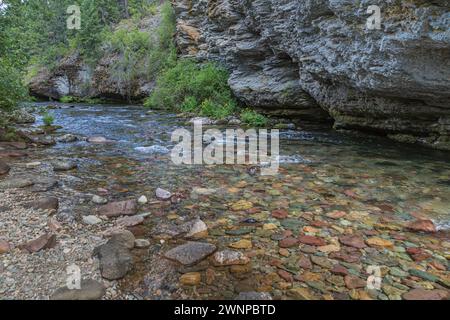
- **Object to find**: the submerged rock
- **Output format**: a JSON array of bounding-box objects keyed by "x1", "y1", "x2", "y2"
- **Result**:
[
  {"x1": 83, "y1": 215, "x2": 102, "y2": 225},
  {"x1": 51, "y1": 279, "x2": 106, "y2": 300},
  {"x1": 164, "y1": 241, "x2": 217, "y2": 266},
  {"x1": 0, "y1": 178, "x2": 34, "y2": 190},
  {"x1": 406, "y1": 219, "x2": 437, "y2": 233},
  {"x1": 51, "y1": 159, "x2": 77, "y2": 171},
  {"x1": 0, "y1": 240, "x2": 11, "y2": 254},
  {"x1": 97, "y1": 200, "x2": 137, "y2": 217},
  {"x1": 25, "y1": 197, "x2": 59, "y2": 212},
  {"x1": 156, "y1": 188, "x2": 172, "y2": 200},
  {"x1": 93, "y1": 238, "x2": 134, "y2": 280}
]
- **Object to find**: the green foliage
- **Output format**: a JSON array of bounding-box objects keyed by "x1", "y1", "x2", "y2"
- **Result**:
[
  {"x1": 0, "y1": 58, "x2": 27, "y2": 111},
  {"x1": 42, "y1": 112, "x2": 55, "y2": 127},
  {"x1": 145, "y1": 60, "x2": 237, "y2": 119},
  {"x1": 60, "y1": 96, "x2": 77, "y2": 103},
  {"x1": 240, "y1": 109, "x2": 268, "y2": 127}
]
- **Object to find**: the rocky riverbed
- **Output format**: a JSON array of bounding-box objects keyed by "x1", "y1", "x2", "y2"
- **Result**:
[{"x1": 0, "y1": 103, "x2": 449, "y2": 300}]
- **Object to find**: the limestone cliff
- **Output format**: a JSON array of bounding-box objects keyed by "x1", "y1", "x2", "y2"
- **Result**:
[{"x1": 173, "y1": 0, "x2": 450, "y2": 149}]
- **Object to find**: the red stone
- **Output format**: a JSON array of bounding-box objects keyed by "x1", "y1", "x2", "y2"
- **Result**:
[
  {"x1": 339, "y1": 235, "x2": 367, "y2": 249},
  {"x1": 97, "y1": 200, "x2": 137, "y2": 217},
  {"x1": 277, "y1": 269, "x2": 293, "y2": 282},
  {"x1": 403, "y1": 289, "x2": 449, "y2": 300},
  {"x1": 20, "y1": 233, "x2": 56, "y2": 253},
  {"x1": 298, "y1": 255, "x2": 313, "y2": 270},
  {"x1": 331, "y1": 264, "x2": 349, "y2": 276},
  {"x1": 298, "y1": 235, "x2": 326, "y2": 246},
  {"x1": 406, "y1": 219, "x2": 437, "y2": 233},
  {"x1": 279, "y1": 237, "x2": 299, "y2": 248},
  {"x1": 406, "y1": 247, "x2": 431, "y2": 262},
  {"x1": 344, "y1": 275, "x2": 366, "y2": 289},
  {"x1": 272, "y1": 209, "x2": 288, "y2": 219}
]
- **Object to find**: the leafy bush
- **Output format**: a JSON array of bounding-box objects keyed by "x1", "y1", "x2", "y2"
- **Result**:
[
  {"x1": 60, "y1": 96, "x2": 76, "y2": 103},
  {"x1": 0, "y1": 58, "x2": 27, "y2": 111},
  {"x1": 240, "y1": 109, "x2": 268, "y2": 127},
  {"x1": 42, "y1": 112, "x2": 55, "y2": 126},
  {"x1": 145, "y1": 60, "x2": 237, "y2": 119}
]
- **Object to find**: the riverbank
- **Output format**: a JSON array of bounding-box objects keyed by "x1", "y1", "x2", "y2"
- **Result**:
[{"x1": 1, "y1": 103, "x2": 449, "y2": 300}]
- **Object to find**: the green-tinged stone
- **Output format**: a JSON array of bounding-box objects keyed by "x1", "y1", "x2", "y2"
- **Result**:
[
  {"x1": 409, "y1": 269, "x2": 439, "y2": 282},
  {"x1": 210, "y1": 229, "x2": 225, "y2": 236},
  {"x1": 281, "y1": 218, "x2": 304, "y2": 230},
  {"x1": 306, "y1": 281, "x2": 328, "y2": 293},
  {"x1": 390, "y1": 267, "x2": 408, "y2": 278},
  {"x1": 226, "y1": 227, "x2": 254, "y2": 236}
]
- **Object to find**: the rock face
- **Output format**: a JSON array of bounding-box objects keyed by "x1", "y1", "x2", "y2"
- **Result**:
[{"x1": 173, "y1": 0, "x2": 450, "y2": 150}]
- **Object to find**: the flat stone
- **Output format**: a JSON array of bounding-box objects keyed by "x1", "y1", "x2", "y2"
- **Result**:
[
  {"x1": 164, "y1": 242, "x2": 217, "y2": 266},
  {"x1": 51, "y1": 279, "x2": 106, "y2": 300},
  {"x1": 366, "y1": 237, "x2": 394, "y2": 249},
  {"x1": 0, "y1": 178, "x2": 34, "y2": 190},
  {"x1": 134, "y1": 239, "x2": 150, "y2": 248},
  {"x1": 180, "y1": 272, "x2": 201, "y2": 286},
  {"x1": 318, "y1": 244, "x2": 341, "y2": 253},
  {"x1": 339, "y1": 235, "x2": 367, "y2": 249},
  {"x1": 288, "y1": 288, "x2": 315, "y2": 300},
  {"x1": 51, "y1": 159, "x2": 77, "y2": 171},
  {"x1": 331, "y1": 264, "x2": 349, "y2": 276},
  {"x1": 93, "y1": 239, "x2": 133, "y2": 280},
  {"x1": 408, "y1": 269, "x2": 439, "y2": 282},
  {"x1": 83, "y1": 215, "x2": 102, "y2": 225},
  {"x1": 326, "y1": 210, "x2": 347, "y2": 219},
  {"x1": 298, "y1": 255, "x2": 313, "y2": 270},
  {"x1": 0, "y1": 240, "x2": 11, "y2": 254},
  {"x1": 231, "y1": 200, "x2": 253, "y2": 211},
  {"x1": 156, "y1": 188, "x2": 172, "y2": 200},
  {"x1": 56, "y1": 134, "x2": 79, "y2": 143},
  {"x1": 298, "y1": 235, "x2": 327, "y2": 246},
  {"x1": 116, "y1": 215, "x2": 144, "y2": 227},
  {"x1": 311, "y1": 256, "x2": 334, "y2": 269},
  {"x1": 344, "y1": 275, "x2": 367, "y2": 289},
  {"x1": 21, "y1": 233, "x2": 56, "y2": 253},
  {"x1": 236, "y1": 292, "x2": 272, "y2": 300},
  {"x1": 25, "y1": 197, "x2": 59, "y2": 212},
  {"x1": 185, "y1": 218, "x2": 208, "y2": 238},
  {"x1": 229, "y1": 239, "x2": 253, "y2": 250},
  {"x1": 88, "y1": 136, "x2": 112, "y2": 143},
  {"x1": 272, "y1": 209, "x2": 289, "y2": 219},
  {"x1": 213, "y1": 250, "x2": 250, "y2": 266},
  {"x1": 92, "y1": 195, "x2": 108, "y2": 205},
  {"x1": 279, "y1": 237, "x2": 299, "y2": 248},
  {"x1": 406, "y1": 219, "x2": 437, "y2": 233},
  {"x1": 403, "y1": 288, "x2": 449, "y2": 300},
  {"x1": 97, "y1": 200, "x2": 137, "y2": 217}
]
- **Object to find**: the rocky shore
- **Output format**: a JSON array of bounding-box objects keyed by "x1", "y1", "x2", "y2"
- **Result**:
[{"x1": 1, "y1": 105, "x2": 449, "y2": 300}]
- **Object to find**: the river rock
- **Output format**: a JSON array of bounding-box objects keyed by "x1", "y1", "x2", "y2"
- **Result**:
[
  {"x1": 180, "y1": 272, "x2": 201, "y2": 286},
  {"x1": 93, "y1": 239, "x2": 134, "y2": 280},
  {"x1": 366, "y1": 237, "x2": 394, "y2": 249},
  {"x1": 344, "y1": 275, "x2": 367, "y2": 289},
  {"x1": 403, "y1": 288, "x2": 449, "y2": 300},
  {"x1": 83, "y1": 215, "x2": 102, "y2": 225},
  {"x1": 92, "y1": 195, "x2": 108, "y2": 205},
  {"x1": 298, "y1": 235, "x2": 327, "y2": 247},
  {"x1": 110, "y1": 230, "x2": 135, "y2": 249},
  {"x1": 229, "y1": 239, "x2": 252, "y2": 250},
  {"x1": 164, "y1": 241, "x2": 217, "y2": 266},
  {"x1": 339, "y1": 235, "x2": 367, "y2": 249},
  {"x1": 88, "y1": 136, "x2": 111, "y2": 144},
  {"x1": 156, "y1": 188, "x2": 172, "y2": 200},
  {"x1": 56, "y1": 134, "x2": 78, "y2": 143},
  {"x1": 406, "y1": 219, "x2": 437, "y2": 233},
  {"x1": 0, "y1": 240, "x2": 11, "y2": 254},
  {"x1": 97, "y1": 200, "x2": 137, "y2": 217},
  {"x1": 185, "y1": 218, "x2": 208, "y2": 238},
  {"x1": 134, "y1": 239, "x2": 150, "y2": 248},
  {"x1": 0, "y1": 160, "x2": 10, "y2": 175},
  {"x1": 20, "y1": 233, "x2": 57, "y2": 253},
  {"x1": 51, "y1": 159, "x2": 77, "y2": 171},
  {"x1": 116, "y1": 215, "x2": 144, "y2": 228},
  {"x1": 213, "y1": 250, "x2": 250, "y2": 266},
  {"x1": 0, "y1": 178, "x2": 34, "y2": 190},
  {"x1": 25, "y1": 197, "x2": 59, "y2": 212},
  {"x1": 51, "y1": 279, "x2": 106, "y2": 300},
  {"x1": 138, "y1": 195, "x2": 148, "y2": 205}
]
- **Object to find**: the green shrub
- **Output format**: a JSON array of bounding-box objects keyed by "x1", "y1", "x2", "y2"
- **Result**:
[
  {"x1": 42, "y1": 112, "x2": 55, "y2": 126},
  {"x1": 0, "y1": 58, "x2": 27, "y2": 111},
  {"x1": 60, "y1": 96, "x2": 76, "y2": 103},
  {"x1": 145, "y1": 60, "x2": 237, "y2": 119},
  {"x1": 240, "y1": 109, "x2": 268, "y2": 127}
]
